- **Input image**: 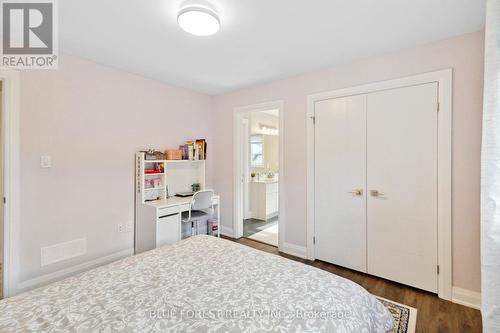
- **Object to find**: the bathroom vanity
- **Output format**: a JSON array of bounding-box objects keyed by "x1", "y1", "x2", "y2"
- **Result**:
[{"x1": 249, "y1": 179, "x2": 279, "y2": 220}]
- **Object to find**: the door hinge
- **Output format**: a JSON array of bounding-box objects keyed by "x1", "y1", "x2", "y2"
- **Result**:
[
  {"x1": 3, "y1": 197, "x2": 5, "y2": 204},
  {"x1": 313, "y1": 236, "x2": 316, "y2": 244},
  {"x1": 310, "y1": 116, "x2": 316, "y2": 125},
  {"x1": 437, "y1": 265, "x2": 440, "y2": 275},
  {"x1": 437, "y1": 102, "x2": 440, "y2": 112}
]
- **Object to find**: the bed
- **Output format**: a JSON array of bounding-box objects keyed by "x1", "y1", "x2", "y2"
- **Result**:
[{"x1": 0, "y1": 236, "x2": 393, "y2": 332}]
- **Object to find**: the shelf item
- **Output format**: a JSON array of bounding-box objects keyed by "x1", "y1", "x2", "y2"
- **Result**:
[
  {"x1": 144, "y1": 149, "x2": 165, "y2": 160},
  {"x1": 144, "y1": 187, "x2": 165, "y2": 191},
  {"x1": 144, "y1": 177, "x2": 162, "y2": 189},
  {"x1": 144, "y1": 170, "x2": 162, "y2": 175},
  {"x1": 179, "y1": 138, "x2": 207, "y2": 160},
  {"x1": 165, "y1": 149, "x2": 183, "y2": 160}
]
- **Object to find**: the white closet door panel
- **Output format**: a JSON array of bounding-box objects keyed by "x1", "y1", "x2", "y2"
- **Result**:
[
  {"x1": 315, "y1": 95, "x2": 367, "y2": 272},
  {"x1": 367, "y1": 83, "x2": 438, "y2": 292}
]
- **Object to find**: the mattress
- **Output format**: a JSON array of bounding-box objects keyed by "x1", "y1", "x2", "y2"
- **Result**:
[{"x1": 0, "y1": 236, "x2": 393, "y2": 332}]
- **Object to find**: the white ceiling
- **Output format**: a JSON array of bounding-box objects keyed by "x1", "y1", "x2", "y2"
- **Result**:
[{"x1": 60, "y1": 0, "x2": 485, "y2": 95}]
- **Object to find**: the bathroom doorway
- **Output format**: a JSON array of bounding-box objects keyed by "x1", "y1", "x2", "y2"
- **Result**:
[{"x1": 233, "y1": 101, "x2": 283, "y2": 247}]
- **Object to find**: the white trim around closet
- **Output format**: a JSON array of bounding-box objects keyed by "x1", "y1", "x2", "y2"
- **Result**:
[{"x1": 306, "y1": 69, "x2": 453, "y2": 301}]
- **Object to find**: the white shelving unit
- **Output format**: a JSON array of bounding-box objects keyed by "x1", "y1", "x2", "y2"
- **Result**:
[
  {"x1": 135, "y1": 152, "x2": 207, "y2": 203},
  {"x1": 135, "y1": 153, "x2": 168, "y2": 203},
  {"x1": 135, "y1": 152, "x2": 216, "y2": 254}
]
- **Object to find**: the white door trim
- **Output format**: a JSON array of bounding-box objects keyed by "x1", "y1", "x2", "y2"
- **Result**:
[
  {"x1": 306, "y1": 69, "x2": 453, "y2": 300},
  {"x1": 233, "y1": 100, "x2": 284, "y2": 249},
  {"x1": 0, "y1": 68, "x2": 21, "y2": 297},
  {"x1": 242, "y1": 119, "x2": 251, "y2": 219}
]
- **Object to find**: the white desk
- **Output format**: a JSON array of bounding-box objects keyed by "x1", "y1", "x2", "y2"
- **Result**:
[{"x1": 135, "y1": 195, "x2": 220, "y2": 254}]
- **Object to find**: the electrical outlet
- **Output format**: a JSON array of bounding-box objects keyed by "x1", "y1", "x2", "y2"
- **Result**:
[{"x1": 118, "y1": 223, "x2": 132, "y2": 233}]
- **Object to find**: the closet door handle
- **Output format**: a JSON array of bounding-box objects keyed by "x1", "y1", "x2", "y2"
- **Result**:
[
  {"x1": 348, "y1": 189, "x2": 364, "y2": 196},
  {"x1": 370, "y1": 190, "x2": 385, "y2": 197}
]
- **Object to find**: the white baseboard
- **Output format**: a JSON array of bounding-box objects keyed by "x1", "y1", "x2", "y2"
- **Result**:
[
  {"x1": 452, "y1": 286, "x2": 481, "y2": 310},
  {"x1": 16, "y1": 248, "x2": 134, "y2": 294},
  {"x1": 220, "y1": 225, "x2": 234, "y2": 238},
  {"x1": 280, "y1": 242, "x2": 307, "y2": 259}
]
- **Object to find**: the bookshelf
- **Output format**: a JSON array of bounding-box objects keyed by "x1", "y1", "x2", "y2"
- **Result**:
[
  {"x1": 135, "y1": 153, "x2": 168, "y2": 203},
  {"x1": 135, "y1": 152, "x2": 207, "y2": 203}
]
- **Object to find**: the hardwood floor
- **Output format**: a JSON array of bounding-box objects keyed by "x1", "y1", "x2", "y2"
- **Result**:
[{"x1": 224, "y1": 236, "x2": 482, "y2": 333}]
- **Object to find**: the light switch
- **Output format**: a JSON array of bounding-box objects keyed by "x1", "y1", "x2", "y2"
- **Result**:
[{"x1": 40, "y1": 155, "x2": 52, "y2": 168}]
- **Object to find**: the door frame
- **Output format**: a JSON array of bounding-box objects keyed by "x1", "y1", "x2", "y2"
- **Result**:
[
  {"x1": 242, "y1": 118, "x2": 251, "y2": 220},
  {"x1": 306, "y1": 69, "x2": 452, "y2": 300},
  {"x1": 233, "y1": 100, "x2": 284, "y2": 249},
  {"x1": 0, "y1": 68, "x2": 21, "y2": 298}
]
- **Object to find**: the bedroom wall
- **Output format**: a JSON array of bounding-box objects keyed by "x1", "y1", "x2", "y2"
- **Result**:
[
  {"x1": 212, "y1": 31, "x2": 484, "y2": 293},
  {"x1": 17, "y1": 54, "x2": 213, "y2": 285}
]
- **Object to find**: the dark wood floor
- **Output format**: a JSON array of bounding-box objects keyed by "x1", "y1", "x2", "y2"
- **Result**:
[{"x1": 224, "y1": 236, "x2": 482, "y2": 333}]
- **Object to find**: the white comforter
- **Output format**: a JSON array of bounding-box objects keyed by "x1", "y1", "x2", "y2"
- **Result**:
[{"x1": 0, "y1": 236, "x2": 393, "y2": 332}]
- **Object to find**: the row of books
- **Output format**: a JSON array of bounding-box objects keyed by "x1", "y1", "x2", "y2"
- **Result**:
[{"x1": 180, "y1": 139, "x2": 207, "y2": 160}]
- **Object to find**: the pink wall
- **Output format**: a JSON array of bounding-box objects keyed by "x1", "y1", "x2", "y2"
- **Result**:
[
  {"x1": 213, "y1": 31, "x2": 484, "y2": 292},
  {"x1": 19, "y1": 55, "x2": 214, "y2": 283}
]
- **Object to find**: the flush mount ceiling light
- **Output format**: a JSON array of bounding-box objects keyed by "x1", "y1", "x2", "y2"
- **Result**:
[{"x1": 177, "y1": 5, "x2": 220, "y2": 36}]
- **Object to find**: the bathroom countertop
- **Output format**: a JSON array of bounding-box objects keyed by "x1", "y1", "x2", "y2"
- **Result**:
[{"x1": 251, "y1": 179, "x2": 278, "y2": 184}]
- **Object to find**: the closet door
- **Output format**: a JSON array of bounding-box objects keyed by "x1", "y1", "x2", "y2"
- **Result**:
[
  {"x1": 314, "y1": 95, "x2": 367, "y2": 272},
  {"x1": 367, "y1": 83, "x2": 438, "y2": 292}
]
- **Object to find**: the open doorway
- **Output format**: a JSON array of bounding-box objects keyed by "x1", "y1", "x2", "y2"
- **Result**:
[
  {"x1": 234, "y1": 102, "x2": 283, "y2": 248},
  {"x1": 244, "y1": 110, "x2": 279, "y2": 246}
]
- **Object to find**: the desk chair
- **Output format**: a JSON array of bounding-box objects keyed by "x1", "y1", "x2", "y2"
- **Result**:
[{"x1": 181, "y1": 190, "x2": 214, "y2": 236}]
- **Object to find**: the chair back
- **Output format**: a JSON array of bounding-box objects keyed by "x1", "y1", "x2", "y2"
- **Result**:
[{"x1": 190, "y1": 189, "x2": 214, "y2": 211}]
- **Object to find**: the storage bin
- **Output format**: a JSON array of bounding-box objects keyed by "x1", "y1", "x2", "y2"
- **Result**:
[
  {"x1": 145, "y1": 150, "x2": 165, "y2": 160},
  {"x1": 194, "y1": 219, "x2": 208, "y2": 235},
  {"x1": 181, "y1": 222, "x2": 192, "y2": 239},
  {"x1": 165, "y1": 149, "x2": 183, "y2": 160}
]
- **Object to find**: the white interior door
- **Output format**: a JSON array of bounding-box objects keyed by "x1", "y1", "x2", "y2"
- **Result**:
[
  {"x1": 314, "y1": 95, "x2": 367, "y2": 272},
  {"x1": 367, "y1": 83, "x2": 438, "y2": 293}
]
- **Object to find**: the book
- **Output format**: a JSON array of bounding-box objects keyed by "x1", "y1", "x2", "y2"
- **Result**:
[
  {"x1": 195, "y1": 139, "x2": 206, "y2": 160},
  {"x1": 179, "y1": 140, "x2": 207, "y2": 160},
  {"x1": 186, "y1": 141, "x2": 194, "y2": 160}
]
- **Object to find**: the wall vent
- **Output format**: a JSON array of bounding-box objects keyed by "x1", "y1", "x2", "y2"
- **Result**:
[{"x1": 41, "y1": 238, "x2": 87, "y2": 266}]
